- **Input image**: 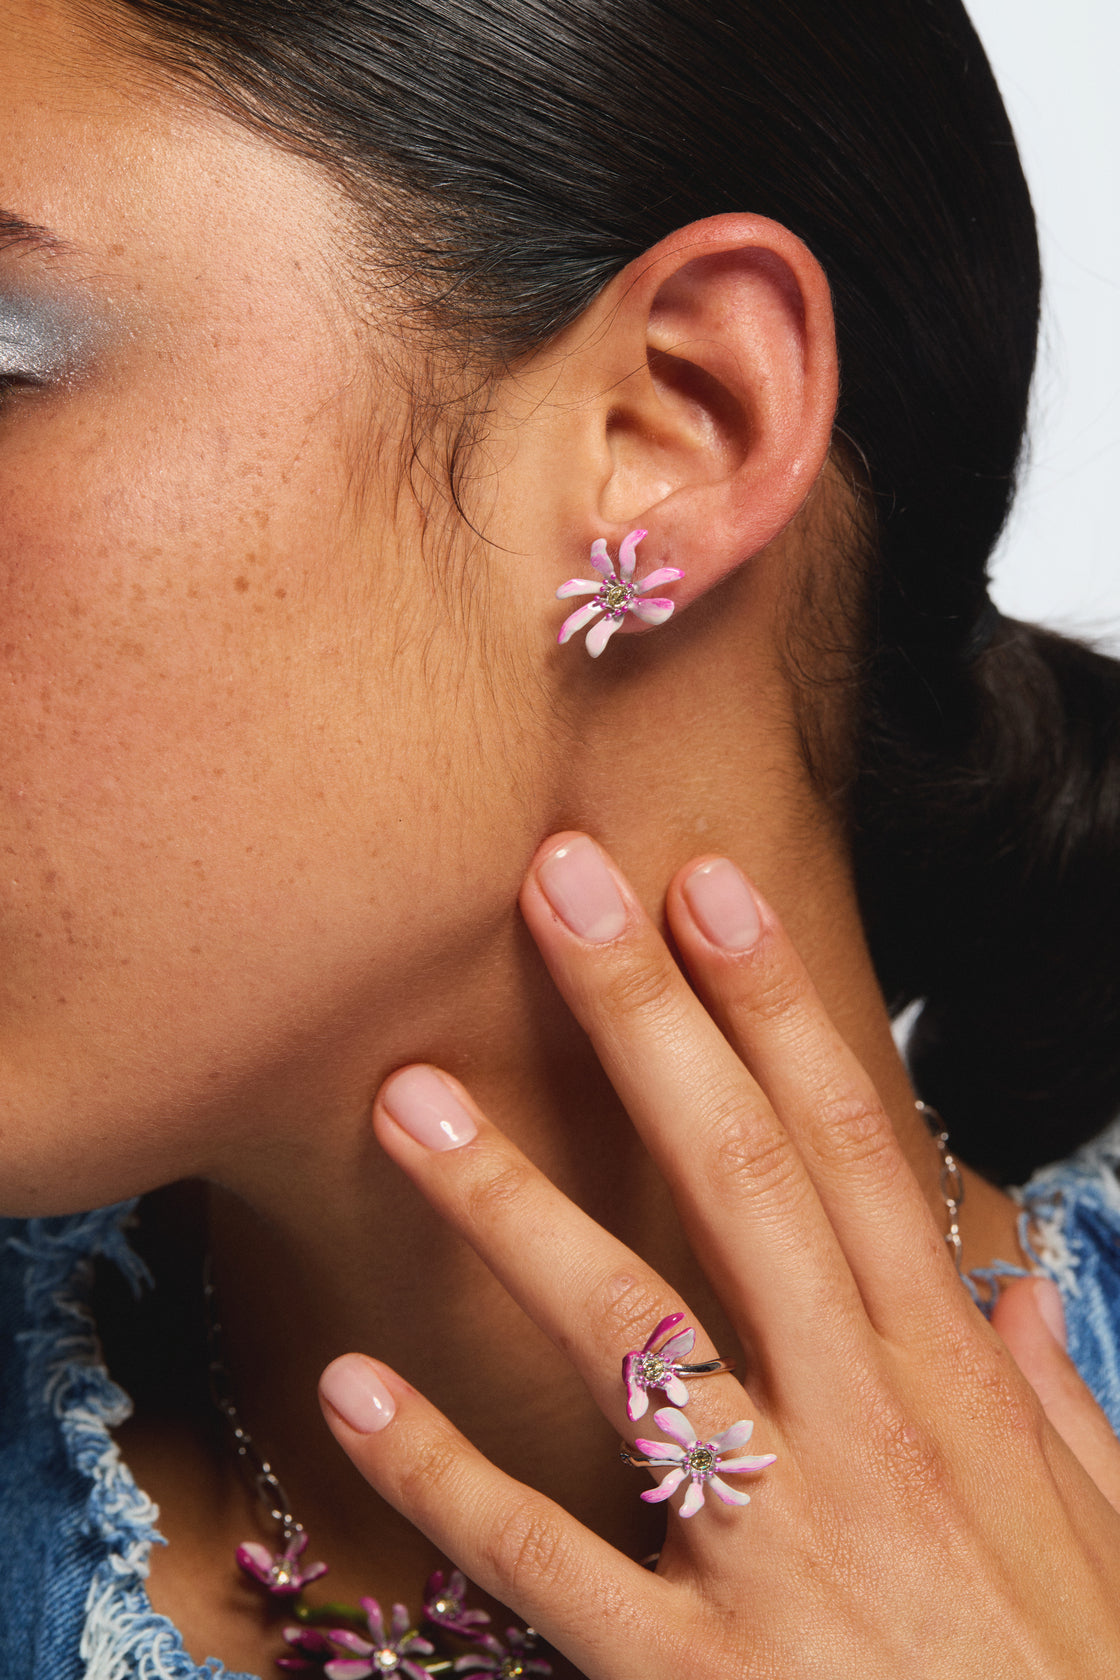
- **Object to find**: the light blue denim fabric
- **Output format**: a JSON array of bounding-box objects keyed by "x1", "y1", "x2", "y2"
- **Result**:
[
  {"x1": 2, "y1": 1120, "x2": 1118, "y2": 1677},
  {"x1": 1009, "y1": 1116, "x2": 1120, "y2": 1433}
]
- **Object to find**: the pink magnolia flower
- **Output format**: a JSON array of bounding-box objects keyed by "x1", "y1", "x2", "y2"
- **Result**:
[
  {"x1": 556, "y1": 529, "x2": 684, "y2": 657},
  {"x1": 422, "y1": 1567, "x2": 491, "y2": 1637},
  {"x1": 452, "y1": 1627, "x2": 552, "y2": 1677},
  {"x1": 324, "y1": 1598, "x2": 434, "y2": 1680},
  {"x1": 236, "y1": 1530, "x2": 328, "y2": 1597},
  {"x1": 622, "y1": 1310, "x2": 697, "y2": 1422},
  {"x1": 635, "y1": 1407, "x2": 777, "y2": 1518}
]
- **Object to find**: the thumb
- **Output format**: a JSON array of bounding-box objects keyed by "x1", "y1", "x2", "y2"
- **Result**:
[{"x1": 991, "y1": 1276, "x2": 1120, "y2": 1512}]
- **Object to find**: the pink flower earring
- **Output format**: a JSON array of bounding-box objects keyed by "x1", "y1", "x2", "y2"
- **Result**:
[{"x1": 556, "y1": 529, "x2": 684, "y2": 657}]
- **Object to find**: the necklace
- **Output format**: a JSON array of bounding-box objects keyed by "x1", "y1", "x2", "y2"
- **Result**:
[
  {"x1": 203, "y1": 1263, "x2": 551, "y2": 1678},
  {"x1": 916, "y1": 1100, "x2": 965, "y2": 1274}
]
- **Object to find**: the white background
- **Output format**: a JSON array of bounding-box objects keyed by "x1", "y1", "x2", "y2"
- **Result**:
[{"x1": 963, "y1": 0, "x2": 1120, "y2": 651}]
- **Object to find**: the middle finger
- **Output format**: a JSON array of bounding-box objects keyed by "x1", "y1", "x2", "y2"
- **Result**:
[{"x1": 516, "y1": 833, "x2": 871, "y2": 1380}]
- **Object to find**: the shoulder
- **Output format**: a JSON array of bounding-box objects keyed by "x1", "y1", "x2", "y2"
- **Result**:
[{"x1": 1014, "y1": 1117, "x2": 1120, "y2": 1433}]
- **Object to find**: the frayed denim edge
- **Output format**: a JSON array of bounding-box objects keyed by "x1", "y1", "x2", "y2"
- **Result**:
[
  {"x1": 1012, "y1": 1112, "x2": 1120, "y2": 1302},
  {"x1": 11, "y1": 1203, "x2": 257, "y2": 1680}
]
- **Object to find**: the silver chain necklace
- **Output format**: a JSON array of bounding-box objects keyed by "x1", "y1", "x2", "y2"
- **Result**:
[
  {"x1": 203, "y1": 1256, "x2": 306, "y2": 1568},
  {"x1": 916, "y1": 1099, "x2": 965, "y2": 1274}
]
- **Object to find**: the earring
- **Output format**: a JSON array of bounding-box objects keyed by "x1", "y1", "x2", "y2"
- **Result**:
[{"x1": 556, "y1": 529, "x2": 684, "y2": 657}]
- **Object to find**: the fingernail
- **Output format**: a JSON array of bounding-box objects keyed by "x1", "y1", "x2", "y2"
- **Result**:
[
  {"x1": 1033, "y1": 1278, "x2": 1068, "y2": 1350},
  {"x1": 320, "y1": 1354, "x2": 396, "y2": 1433},
  {"x1": 382, "y1": 1065, "x2": 477, "y2": 1151},
  {"x1": 682, "y1": 859, "x2": 762, "y2": 951},
  {"x1": 537, "y1": 836, "x2": 627, "y2": 942}
]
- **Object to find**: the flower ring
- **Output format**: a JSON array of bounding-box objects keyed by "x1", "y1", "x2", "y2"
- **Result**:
[
  {"x1": 622, "y1": 1311, "x2": 735, "y2": 1422},
  {"x1": 625, "y1": 1408, "x2": 777, "y2": 1518},
  {"x1": 556, "y1": 528, "x2": 684, "y2": 657}
]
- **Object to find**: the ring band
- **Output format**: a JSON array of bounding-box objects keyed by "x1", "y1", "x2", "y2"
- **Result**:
[{"x1": 672, "y1": 1357, "x2": 735, "y2": 1377}]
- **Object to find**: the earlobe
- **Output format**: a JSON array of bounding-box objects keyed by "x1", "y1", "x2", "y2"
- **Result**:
[{"x1": 593, "y1": 215, "x2": 838, "y2": 611}]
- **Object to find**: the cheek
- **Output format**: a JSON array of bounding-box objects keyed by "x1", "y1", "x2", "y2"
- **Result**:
[
  {"x1": 0, "y1": 365, "x2": 541, "y2": 1211},
  {"x1": 0, "y1": 378, "x2": 341, "y2": 885}
]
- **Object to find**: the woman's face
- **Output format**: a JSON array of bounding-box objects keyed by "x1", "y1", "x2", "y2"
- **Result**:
[{"x1": 0, "y1": 1, "x2": 553, "y2": 1213}]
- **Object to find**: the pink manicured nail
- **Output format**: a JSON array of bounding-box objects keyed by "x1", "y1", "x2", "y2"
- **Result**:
[
  {"x1": 382, "y1": 1065, "x2": 477, "y2": 1151},
  {"x1": 537, "y1": 837, "x2": 627, "y2": 942},
  {"x1": 320, "y1": 1355, "x2": 396, "y2": 1433},
  {"x1": 1033, "y1": 1278, "x2": 1068, "y2": 1350},
  {"x1": 682, "y1": 859, "x2": 762, "y2": 951}
]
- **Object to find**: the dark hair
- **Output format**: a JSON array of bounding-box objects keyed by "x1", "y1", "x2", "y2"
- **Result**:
[{"x1": 98, "y1": 0, "x2": 1120, "y2": 1181}]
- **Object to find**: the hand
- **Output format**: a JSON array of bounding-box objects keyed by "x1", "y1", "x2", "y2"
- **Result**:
[{"x1": 319, "y1": 834, "x2": 1120, "y2": 1678}]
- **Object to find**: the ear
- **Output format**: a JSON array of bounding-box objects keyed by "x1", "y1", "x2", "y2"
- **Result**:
[{"x1": 542, "y1": 214, "x2": 838, "y2": 623}]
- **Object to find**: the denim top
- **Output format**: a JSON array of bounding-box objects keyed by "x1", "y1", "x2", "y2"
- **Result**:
[{"x1": 2, "y1": 1121, "x2": 1119, "y2": 1680}]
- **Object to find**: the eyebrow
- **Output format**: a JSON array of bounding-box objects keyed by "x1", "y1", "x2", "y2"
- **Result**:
[{"x1": 0, "y1": 211, "x2": 80, "y2": 259}]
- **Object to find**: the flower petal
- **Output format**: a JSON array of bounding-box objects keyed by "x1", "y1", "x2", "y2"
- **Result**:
[
  {"x1": 235, "y1": 1542, "x2": 272, "y2": 1582},
  {"x1": 640, "y1": 1466, "x2": 687, "y2": 1504},
  {"x1": 652, "y1": 1407, "x2": 696, "y2": 1448},
  {"x1": 634, "y1": 567, "x2": 684, "y2": 593},
  {"x1": 718, "y1": 1453, "x2": 778, "y2": 1474},
  {"x1": 709, "y1": 1475, "x2": 752, "y2": 1506},
  {"x1": 634, "y1": 1436, "x2": 685, "y2": 1463},
  {"x1": 557, "y1": 601, "x2": 602, "y2": 644},
  {"x1": 331, "y1": 1631, "x2": 376, "y2": 1655},
  {"x1": 663, "y1": 1373, "x2": 690, "y2": 1406},
  {"x1": 589, "y1": 538, "x2": 613, "y2": 578},
  {"x1": 710, "y1": 1418, "x2": 754, "y2": 1452},
  {"x1": 556, "y1": 577, "x2": 602, "y2": 599},
  {"x1": 659, "y1": 1326, "x2": 696, "y2": 1361},
  {"x1": 361, "y1": 1598, "x2": 387, "y2": 1645},
  {"x1": 679, "y1": 1478, "x2": 707, "y2": 1518},
  {"x1": 585, "y1": 612, "x2": 624, "y2": 657},
  {"x1": 627, "y1": 597, "x2": 675, "y2": 626},
  {"x1": 283, "y1": 1627, "x2": 334, "y2": 1652},
  {"x1": 324, "y1": 1662, "x2": 375, "y2": 1680},
  {"x1": 618, "y1": 527, "x2": 646, "y2": 580},
  {"x1": 623, "y1": 1355, "x2": 649, "y2": 1422},
  {"x1": 643, "y1": 1311, "x2": 686, "y2": 1353}
]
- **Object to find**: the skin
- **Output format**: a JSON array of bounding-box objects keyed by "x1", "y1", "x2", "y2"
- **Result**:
[{"x1": 1, "y1": 3, "x2": 1118, "y2": 1675}]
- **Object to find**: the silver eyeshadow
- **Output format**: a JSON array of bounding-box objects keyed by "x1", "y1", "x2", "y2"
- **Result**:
[{"x1": 0, "y1": 293, "x2": 101, "y2": 381}]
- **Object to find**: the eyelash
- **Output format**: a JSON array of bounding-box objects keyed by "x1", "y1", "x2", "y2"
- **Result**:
[{"x1": 0, "y1": 373, "x2": 45, "y2": 410}]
